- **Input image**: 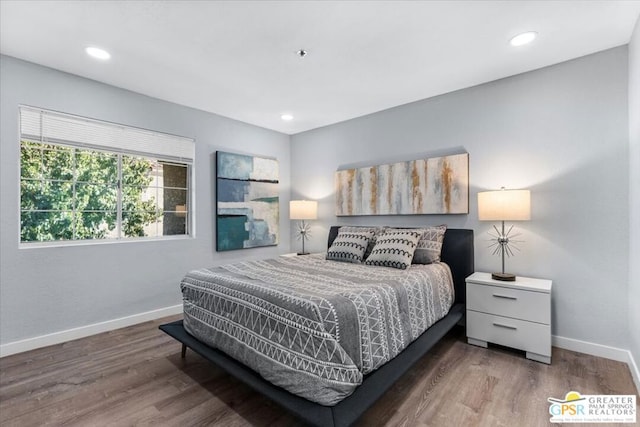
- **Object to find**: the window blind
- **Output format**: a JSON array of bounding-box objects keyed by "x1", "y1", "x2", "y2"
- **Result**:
[{"x1": 20, "y1": 106, "x2": 194, "y2": 163}]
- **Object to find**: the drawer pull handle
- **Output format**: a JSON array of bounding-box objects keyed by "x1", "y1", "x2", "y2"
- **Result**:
[
  {"x1": 493, "y1": 322, "x2": 517, "y2": 330},
  {"x1": 493, "y1": 294, "x2": 517, "y2": 300}
]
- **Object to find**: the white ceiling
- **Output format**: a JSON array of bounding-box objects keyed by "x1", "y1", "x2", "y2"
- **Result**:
[{"x1": 1, "y1": 1, "x2": 639, "y2": 135}]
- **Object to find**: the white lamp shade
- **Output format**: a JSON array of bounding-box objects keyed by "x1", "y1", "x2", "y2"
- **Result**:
[
  {"x1": 289, "y1": 200, "x2": 318, "y2": 220},
  {"x1": 478, "y1": 189, "x2": 530, "y2": 221}
]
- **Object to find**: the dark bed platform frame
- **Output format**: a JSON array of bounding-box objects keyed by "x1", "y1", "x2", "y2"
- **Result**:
[{"x1": 160, "y1": 227, "x2": 474, "y2": 427}]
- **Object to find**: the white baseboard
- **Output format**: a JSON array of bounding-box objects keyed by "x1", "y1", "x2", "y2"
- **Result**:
[
  {"x1": 627, "y1": 350, "x2": 640, "y2": 395},
  {"x1": 553, "y1": 335, "x2": 629, "y2": 362},
  {"x1": 0, "y1": 304, "x2": 182, "y2": 358},
  {"x1": 554, "y1": 335, "x2": 640, "y2": 393}
]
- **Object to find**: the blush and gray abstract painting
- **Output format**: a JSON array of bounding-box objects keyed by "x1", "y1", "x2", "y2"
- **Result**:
[{"x1": 335, "y1": 153, "x2": 468, "y2": 216}]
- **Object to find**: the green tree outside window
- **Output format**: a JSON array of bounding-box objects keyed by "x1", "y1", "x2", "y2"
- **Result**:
[{"x1": 20, "y1": 141, "x2": 177, "y2": 242}]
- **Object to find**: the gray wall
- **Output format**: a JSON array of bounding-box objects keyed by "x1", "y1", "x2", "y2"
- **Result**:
[
  {"x1": 291, "y1": 47, "x2": 630, "y2": 349},
  {"x1": 0, "y1": 55, "x2": 291, "y2": 345},
  {"x1": 1, "y1": 44, "x2": 634, "y2": 360},
  {"x1": 629, "y1": 19, "x2": 640, "y2": 372}
]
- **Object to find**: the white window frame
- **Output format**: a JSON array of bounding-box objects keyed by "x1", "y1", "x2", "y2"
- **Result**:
[{"x1": 19, "y1": 106, "x2": 195, "y2": 247}]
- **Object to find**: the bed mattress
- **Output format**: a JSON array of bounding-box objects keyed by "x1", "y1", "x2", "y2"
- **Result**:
[{"x1": 181, "y1": 254, "x2": 454, "y2": 406}]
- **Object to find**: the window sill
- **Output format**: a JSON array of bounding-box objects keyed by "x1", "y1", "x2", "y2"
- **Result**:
[{"x1": 19, "y1": 234, "x2": 194, "y2": 250}]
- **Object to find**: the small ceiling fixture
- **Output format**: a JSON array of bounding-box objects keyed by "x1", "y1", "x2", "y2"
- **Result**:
[
  {"x1": 296, "y1": 49, "x2": 307, "y2": 58},
  {"x1": 281, "y1": 114, "x2": 293, "y2": 121},
  {"x1": 85, "y1": 46, "x2": 111, "y2": 60},
  {"x1": 510, "y1": 31, "x2": 537, "y2": 47}
]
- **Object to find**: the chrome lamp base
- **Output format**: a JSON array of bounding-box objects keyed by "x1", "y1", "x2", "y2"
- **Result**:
[
  {"x1": 296, "y1": 220, "x2": 312, "y2": 256},
  {"x1": 488, "y1": 220, "x2": 523, "y2": 283}
]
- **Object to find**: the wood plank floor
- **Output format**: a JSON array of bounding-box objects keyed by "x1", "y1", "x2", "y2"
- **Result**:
[{"x1": 1, "y1": 316, "x2": 637, "y2": 427}]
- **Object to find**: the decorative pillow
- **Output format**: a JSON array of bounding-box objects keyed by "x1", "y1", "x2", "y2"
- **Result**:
[
  {"x1": 412, "y1": 225, "x2": 447, "y2": 264},
  {"x1": 364, "y1": 229, "x2": 423, "y2": 270},
  {"x1": 338, "y1": 226, "x2": 386, "y2": 258},
  {"x1": 326, "y1": 230, "x2": 375, "y2": 264}
]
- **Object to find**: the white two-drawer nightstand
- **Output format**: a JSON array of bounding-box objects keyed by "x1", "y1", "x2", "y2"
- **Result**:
[
  {"x1": 279, "y1": 253, "x2": 298, "y2": 258},
  {"x1": 466, "y1": 272, "x2": 552, "y2": 364}
]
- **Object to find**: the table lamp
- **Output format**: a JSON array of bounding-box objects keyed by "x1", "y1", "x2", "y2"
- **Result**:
[
  {"x1": 289, "y1": 200, "x2": 318, "y2": 255},
  {"x1": 478, "y1": 188, "x2": 531, "y2": 281}
]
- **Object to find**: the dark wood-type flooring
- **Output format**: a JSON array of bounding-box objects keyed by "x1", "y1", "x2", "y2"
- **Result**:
[{"x1": 1, "y1": 315, "x2": 637, "y2": 427}]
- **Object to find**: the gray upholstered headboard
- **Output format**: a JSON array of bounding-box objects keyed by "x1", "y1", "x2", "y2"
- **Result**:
[{"x1": 327, "y1": 226, "x2": 474, "y2": 305}]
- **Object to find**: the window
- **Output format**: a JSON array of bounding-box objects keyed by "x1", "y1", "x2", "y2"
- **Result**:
[{"x1": 19, "y1": 106, "x2": 194, "y2": 244}]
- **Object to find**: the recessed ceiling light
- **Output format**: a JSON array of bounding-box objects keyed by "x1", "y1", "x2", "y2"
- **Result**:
[
  {"x1": 85, "y1": 46, "x2": 111, "y2": 60},
  {"x1": 510, "y1": 31, "x2": 537, "y2": 47},
  {"x1": 281, "y1": 114, "x2": 294, "y2": 121}
]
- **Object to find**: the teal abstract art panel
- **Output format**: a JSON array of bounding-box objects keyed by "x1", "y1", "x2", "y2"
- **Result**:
[
  {"x1": 216, "y1": 215, "x2": 250, "y2": 251},
  {"x1": 216, "y1": 151, "x2": 279, "y2": 251},
  {"x1": 216, "y1": 152, "x2": 253, "y2": 180}
]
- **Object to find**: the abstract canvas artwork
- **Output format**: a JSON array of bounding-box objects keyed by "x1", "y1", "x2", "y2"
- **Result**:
[
  {"x1": 335, "y1": 153, "x2": 468, "y2": 216},
  {"x1": 216, "y1": 151, "x2": 279, "y2": 251}
]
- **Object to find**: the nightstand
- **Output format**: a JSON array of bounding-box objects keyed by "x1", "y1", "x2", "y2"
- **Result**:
[
  {"x1": 466, "y1": 272, "x2": 552, "y2": 364},
  {"x1": 280, "y1": 253, "x2": 298, "y2": 258}
]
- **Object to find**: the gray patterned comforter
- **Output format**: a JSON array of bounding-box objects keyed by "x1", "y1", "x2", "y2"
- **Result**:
[{"x1": 181, "y1": 254, "x2": 454, "y2": 406}]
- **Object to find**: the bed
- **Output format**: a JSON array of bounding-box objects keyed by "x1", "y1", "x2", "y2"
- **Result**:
[{"x1": 160, "y1": 226, "x2": 473, "y2": 426}]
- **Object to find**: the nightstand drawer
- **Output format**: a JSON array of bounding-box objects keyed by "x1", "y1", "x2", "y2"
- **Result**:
[
  {"x1": 466, "y1": 282, "x2": 550, "y2": 324},
  {"x1": 467, "y1": 311, "x2": 551, "y2": 357}
]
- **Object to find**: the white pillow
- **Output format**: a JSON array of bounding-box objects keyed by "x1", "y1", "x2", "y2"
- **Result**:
[
  {"x1": 364, "y1": 229, "x2": 423, "y2": 270},
  {"x1": 326, "y1": 230, "x2": 374, "y2": 263},
  {"x1": 338, "y1": 226, "x2": 386, "y2": 258}
]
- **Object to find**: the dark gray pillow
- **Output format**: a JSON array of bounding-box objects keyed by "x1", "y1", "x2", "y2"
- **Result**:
[
  {"x1": 364, "y1": 229, "x2": 423, "y2": 270},
  {"x1": 327, "y1": 230, "x2": 374, "y2": 264},
  {"x1": 412, "y1": 225, "x2": 447, "y2": 264}
]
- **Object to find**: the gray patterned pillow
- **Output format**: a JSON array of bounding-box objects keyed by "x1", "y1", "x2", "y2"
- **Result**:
[
  {"x1": 327, "y1": 230, "x2": 374, "y2": 263},
  {"x1": 339, "y1": 226, "x2": 386, "y2": 258},
  {"x1": 364, "y1": 229, "x2": 423, "y2": 270},
  {"x1": 412, "y1": 225, "x2": 447, "y2": 264}
]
